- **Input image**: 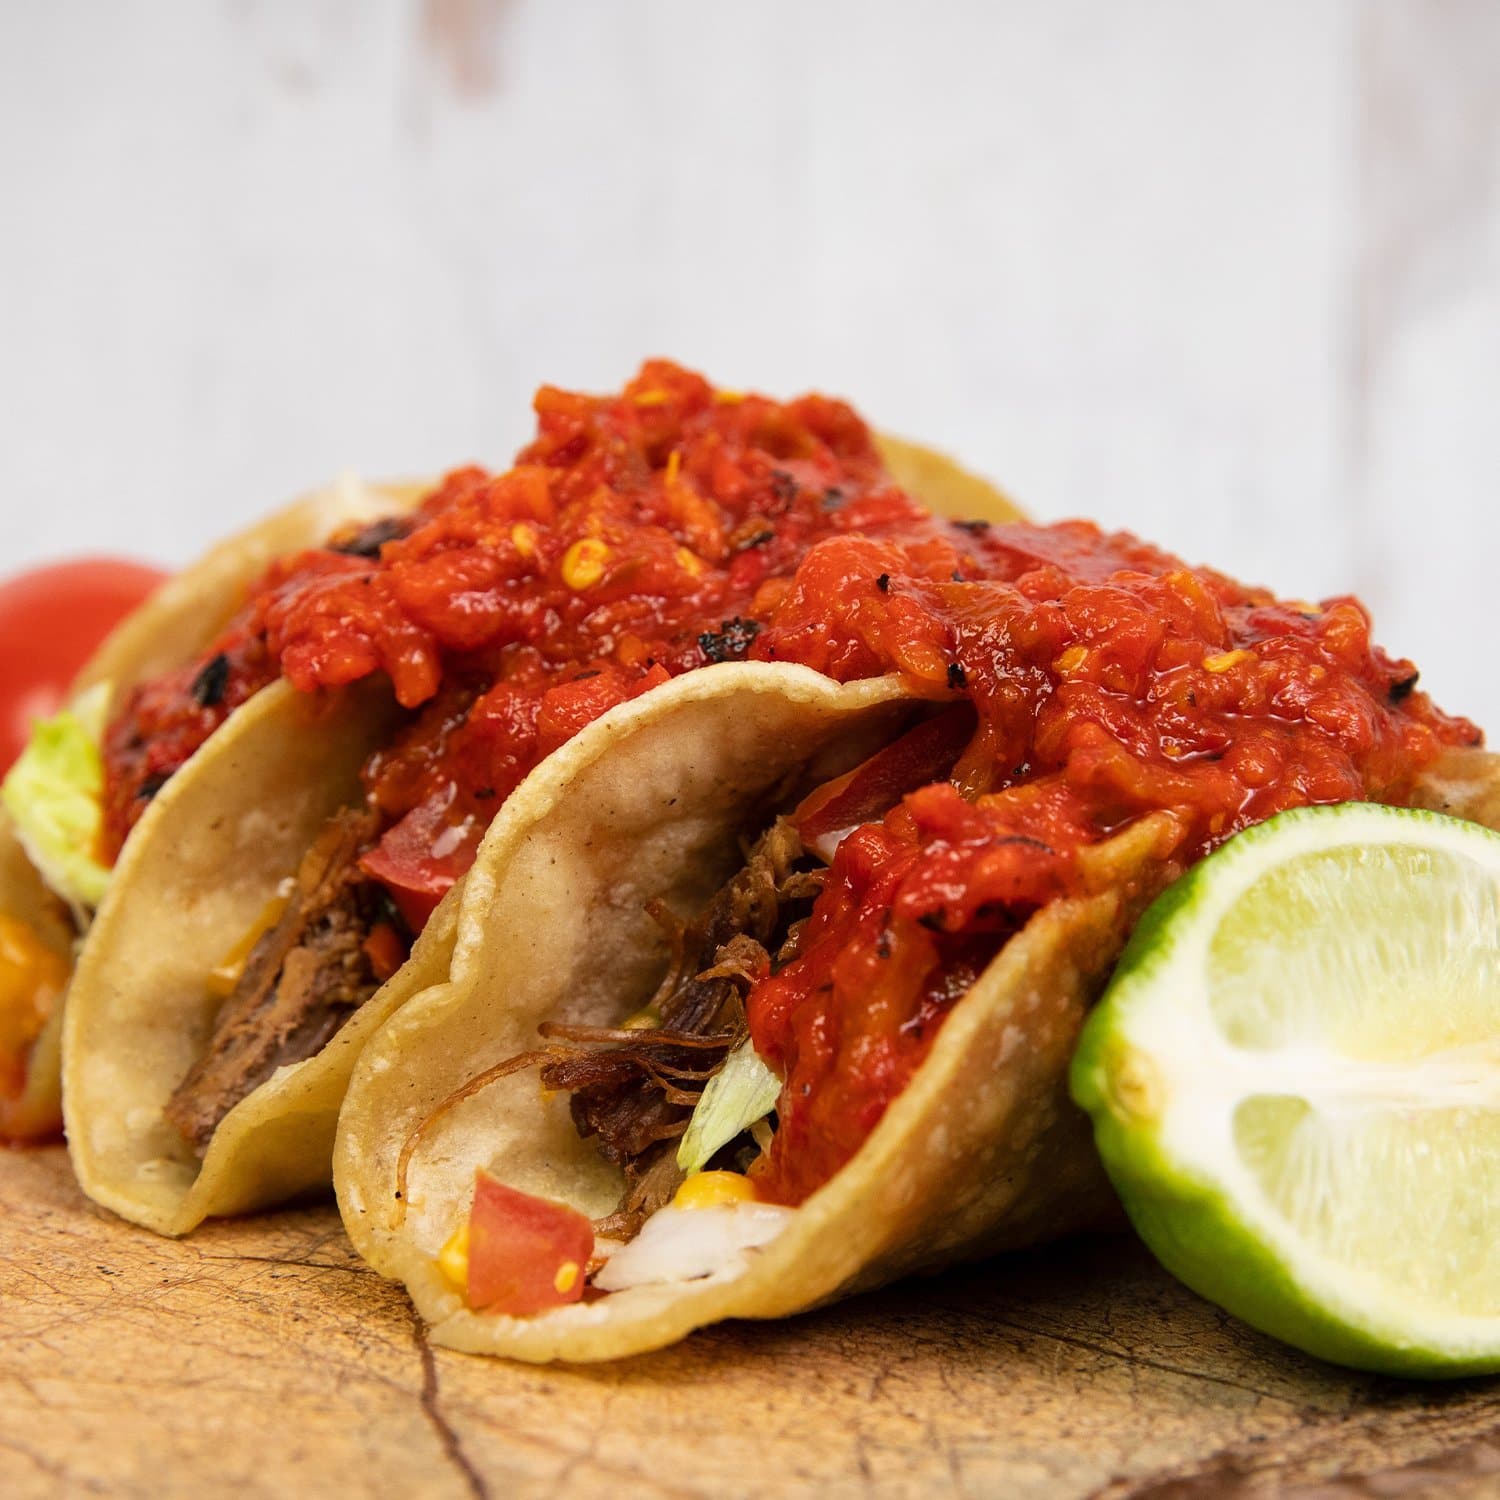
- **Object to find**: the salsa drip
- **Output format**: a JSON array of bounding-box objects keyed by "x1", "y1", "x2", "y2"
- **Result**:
[
  {"x1": 100, "y1": 360, "x2": 976, "y2": 925},
  {"x1": 743, "y1": 523, "x2": 1480, "y2": 1204}
]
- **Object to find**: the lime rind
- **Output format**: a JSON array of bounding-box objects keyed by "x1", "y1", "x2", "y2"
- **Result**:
[{"x1": 1071, "y1": 802, "x2": 1500, "y2": 1377}]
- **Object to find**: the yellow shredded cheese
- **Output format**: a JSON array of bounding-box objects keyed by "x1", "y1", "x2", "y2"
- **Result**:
[
  {"x1": 207, "y1": 896, "x2": 290, "y2": 999},
  {"x1": 0, "y1": 915, "x2": 67, "y2": 1039}
]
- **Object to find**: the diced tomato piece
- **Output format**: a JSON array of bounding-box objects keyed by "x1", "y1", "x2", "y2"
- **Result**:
[
  {"x1": 359, "y1": 794, "x2": 475, "y2": 930},
  {"x1": 0, "y1": 557, "x2": 168, "y2": 775},
  {"x1": 794, "y1": 703, "x2": 977, "y2": 849},
  {"x1": 465, "y1": 1170, "x2": 595, "y2": 1316},
  {"x1": 361, "y1": 922, "x2": 408, "y2": 983}
]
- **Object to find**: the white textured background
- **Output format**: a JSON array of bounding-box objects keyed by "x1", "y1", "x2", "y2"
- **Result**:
[{"x1": 1, "y1": 0, "x2": 1495, "y2": 727}]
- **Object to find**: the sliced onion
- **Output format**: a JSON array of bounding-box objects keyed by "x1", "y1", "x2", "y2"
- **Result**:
[{"x1": 592, "y1": 1201, "x2": 792, "y2": 1291}]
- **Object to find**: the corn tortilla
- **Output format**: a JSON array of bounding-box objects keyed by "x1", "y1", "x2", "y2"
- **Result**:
[
  {"x1": 61, "y1": 444, "x2": 1014, "y2": 1232},
  {"x1": 1, "y1": 477, "x2": 425, "y2": 1137}
]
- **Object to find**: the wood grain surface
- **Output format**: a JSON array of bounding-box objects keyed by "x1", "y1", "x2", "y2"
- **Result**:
[{"x1": 4, "y1": 1145, "x2": 1498, "y2": 1499}]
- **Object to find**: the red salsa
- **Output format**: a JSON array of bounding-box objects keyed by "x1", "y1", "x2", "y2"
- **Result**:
[
  {"x1": 100, "y1": 361, "x2": 974, "y2": 924},
  {"x1": 744, "y1": 523, "x2": 1479, "y2": 1203},
  {"x1": 101, "y1": 361, "x2": 1481, "y2": 1211}
]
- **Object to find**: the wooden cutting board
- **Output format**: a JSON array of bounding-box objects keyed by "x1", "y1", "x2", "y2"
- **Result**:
[{"x1": 3, "y1": 1145, "x2": 1496, "y2": 1498}]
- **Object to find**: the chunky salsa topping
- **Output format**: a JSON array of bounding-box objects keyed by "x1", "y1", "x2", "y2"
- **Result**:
[
  {"x1": 101, "y1": 359, "x2": 1481, "y2": 1214},
  {"x1": 743, "y1": 523, "x2": 1480, "y2": 1203},
  {"x1": 100, "y1": 361, "x2": 976, "y2": 923}
]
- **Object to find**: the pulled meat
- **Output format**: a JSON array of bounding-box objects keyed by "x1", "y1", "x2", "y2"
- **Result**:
[
  {"x1": 391, "y1": 818, "x2": 820, "y2": 1236},
  {"x1": 542, "y1": 818, "x2": 820, "y2": 1238},
  {"x1": 165, "y1": 809, "x2": 397, "y2": 1155}
]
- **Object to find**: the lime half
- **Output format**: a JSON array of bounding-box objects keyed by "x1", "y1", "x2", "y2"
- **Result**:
[{"x1": 1070, "y1": 803, "x2": 1500, "y2": 1377}]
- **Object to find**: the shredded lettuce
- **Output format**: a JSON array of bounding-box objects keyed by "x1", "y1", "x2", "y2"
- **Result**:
[
  {"x1": 1, "y1": 683, "x2": 113, "y2": 920},
  {"x1": 677, "y1": 1040, "x2": 781, "y2": 1175}
]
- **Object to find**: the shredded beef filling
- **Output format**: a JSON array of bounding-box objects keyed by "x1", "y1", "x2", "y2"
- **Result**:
[
  {"x1": 165, "y1": 808, "x2": 398, "y2": 1155},
  {"x1": 533, "y1": 818, "x2": 821, "y2": 1239}
]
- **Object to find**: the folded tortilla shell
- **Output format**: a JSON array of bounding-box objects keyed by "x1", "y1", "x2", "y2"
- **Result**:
[
  {"x1": 1, "y1": 477, "x2": 426, "y2": 1136},
  {"x1": 71, "y1": 476, "x2": 431, "y2": 720},
  {"x1": 60, "y1": 441, "x2": 1014, "y2": 1232},
  {"x1": 331, "y1": 663, "x2": 1179, "y2": 1361},
  {"x1": 335, "y1": 665, "x2": 1500, "y2": 1363},
  {"x1": 62, "y1": 677, "x2": 465, "y2": 1233},
  {"x1": 874, "y1": 433, "x2": 1022, "y2": 525}
]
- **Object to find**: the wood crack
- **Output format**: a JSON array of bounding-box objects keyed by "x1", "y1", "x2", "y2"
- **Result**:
[
  {"x1": 202, "y1": 1252, "x2": 373, "y2": 1276},
  {"x1": 6, "y1": 1146, "x2": 1500, "y2": 1498},
  {"x1": 1088, "y1": 1398, "x2": 1500, "y2": 1498},
  {"x1": 0, "y1": 1434, "x2": 86, "y2": 1491},
  {"x1": 410, "y1": 1304, "x2": 490, "y2": 1500},
  {"x1": 980, "y1": 1313, "x2": 1302, "y2": 1406}
]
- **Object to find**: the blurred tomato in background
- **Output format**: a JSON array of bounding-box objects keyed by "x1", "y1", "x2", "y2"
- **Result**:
[{"x1": 0, "y1": 560, "x2": 166, "y2": 773}]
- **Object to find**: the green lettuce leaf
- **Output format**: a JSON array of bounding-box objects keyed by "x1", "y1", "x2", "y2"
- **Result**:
[
  {"x1": 1, "y1": 682, "x2": 112, "y2": 919},
  {"x1": 677, "y1": 1040, "x2": 781, "y2": 1176}
]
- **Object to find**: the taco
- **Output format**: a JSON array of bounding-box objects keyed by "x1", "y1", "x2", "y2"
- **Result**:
[
  {"x1": 0, "y1": 475, "x2": 424, "y2": 1140},
  {"x1": 61, "y1": 361, "x2": 1022, "y2": 1234},
  {"x1": 332, "y1": 510, "x2": 1496, "y2": 1362}
]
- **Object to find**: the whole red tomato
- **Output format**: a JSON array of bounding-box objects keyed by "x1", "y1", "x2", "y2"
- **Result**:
[{"x1": 0, "y1": 558, "x2": 168, "y2": 773}]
